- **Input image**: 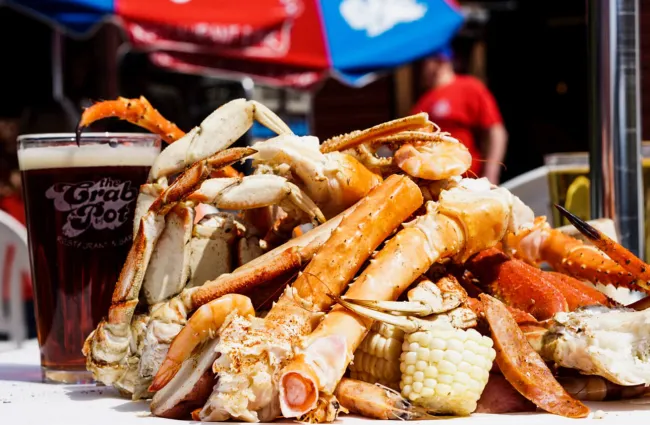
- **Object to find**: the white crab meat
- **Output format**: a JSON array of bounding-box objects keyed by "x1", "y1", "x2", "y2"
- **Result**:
[
  {"x1": 542, "y1": 306, "x2": 650, "y2": 386},
  {"x1": 142, "y1": 204, "x2": 194, "y2": 305},
  {"x1": 188, "y1": 213, "x2": 239, "y2": 289}
]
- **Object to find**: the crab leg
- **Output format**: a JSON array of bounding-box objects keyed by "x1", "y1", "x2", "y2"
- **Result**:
[
  {"x1": 354, "y1": 130, "x2": 472, "y2": 181},
  {"x1": 142, "y1": 176, "x2": 421, "y2": 406},
  {"x1": 320, "y1": 113, "x2": 430, "y2": 153},
  {"x1": 279, "y1": 225, "x2": 432, "y2": 418},
  {"x1": 270, "y1": 175, "x2": 423, "y2": 314},
  {"x1": 185, "y1": 191, "x2": 371, "y2": 308},
  {"x1": 132, "y1": 175, "x2": 325, "y2": 395},
  {"x1": 196, "y1": 175, "x2": 423, "y2": 422},
  {"x1": 465, "y1": 247, "x2": 610, "y2": 320},
  {"x1": 249, "y1": 134, "x2": 383, "y2": 219},
  {"x1": 77, "y1": 96, "x2": 185, "y2": 143},
  {"x1": 186, "y1": 174, "x2": 326, "y2": 226},
  {"x1": 342, "y1": 276, "x2": 466, "y2": 317},
  {"x1": 278, "y1": 180, "x2": 535, "y2": 419},
  {"x1": 504, "y1": 214, "x2": 647, "y2": 293},
  {"x1": 149, "y1": 99, "x2": 292, "y2": 182},
  {"x1": 556, "y1": 204, "x2": 650, "y2": 291},
  {"x1": 77, "y1": 96, "x2": 242, "y2": 180},
  {"x1": 82, "y1": 148, "x2": 254, "y2": 386},
  {"x1": 141, "y1": 165, "x2": 326, "y2": 305},
  {"x1": 320, "y1": 116, "x2": 472, "y2": 181}
]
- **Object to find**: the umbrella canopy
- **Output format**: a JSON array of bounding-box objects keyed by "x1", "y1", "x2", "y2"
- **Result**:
[
  {"x1": 8, "y1": 0, "x2": 464, "y2": 88},
  {"x1": 9, "y1": 0, "x2": 114, "y2": 34}
]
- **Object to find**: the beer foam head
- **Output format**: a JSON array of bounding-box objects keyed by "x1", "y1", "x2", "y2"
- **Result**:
[{"x1": 18, "y1": 134, "x2": 160, "y2": 171}]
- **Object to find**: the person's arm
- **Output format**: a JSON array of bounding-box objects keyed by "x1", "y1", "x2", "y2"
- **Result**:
[
  {"x1": 481, "y1": 123, "x2": 508, "y2": 184},
  {"x1": 473, "y1": 82, "x2": 507, "y2": 184}
]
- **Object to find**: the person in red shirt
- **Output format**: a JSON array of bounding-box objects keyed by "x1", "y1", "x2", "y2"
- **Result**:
[{"x1": 411, "y1": 45, "x2": 508, "y2": 184}]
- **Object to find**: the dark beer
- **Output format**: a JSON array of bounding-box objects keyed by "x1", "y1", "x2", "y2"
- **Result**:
[{"x1": 18, "y1": 136, "x2": 159, "y2": 383}]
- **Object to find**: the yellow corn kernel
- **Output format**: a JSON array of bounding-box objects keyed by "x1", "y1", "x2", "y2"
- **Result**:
[
  {"x1": 399, "y1": 323, "x2": 495, "y2": 416},
  {"x1": 349, "y1": 322, "x2": 405, "y2": 391}
]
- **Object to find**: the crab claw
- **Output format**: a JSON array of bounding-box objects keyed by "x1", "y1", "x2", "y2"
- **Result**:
[
  {"x1": 555, "y1": 204, "x2": 650, "y2": 291},
  {"x1": 330, "y1": 293, "x2": 436, "y2": 333},
  {"x1": 341, "y1": 277, "x2": 465, "y2": 317},
  {"x1": 77, "y1": 96, "x2": 186, "y2": 144},
  {"x1": 149, "y1": 147, "x2": 257, "y2": 214},
  {"x1": 320, "y1": 113, "x2": 431, "y2": 153},
  {"x1": 339, "y1": 298, "x2": 437, "y2": 316}
]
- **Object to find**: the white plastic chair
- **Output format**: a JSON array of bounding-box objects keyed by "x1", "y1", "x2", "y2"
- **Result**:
[
  {"x1": 0, "y1": 209, "x2": 29, "y2": 348},
  {"x1": 500, "y1": 166, "x2": 553, "y2": 220}
]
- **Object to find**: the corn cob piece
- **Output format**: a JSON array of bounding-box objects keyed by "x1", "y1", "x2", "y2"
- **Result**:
[
  {"x1": 399, "y1": 321, "x2": 496, "y2": 416},
  {"x1": 350, "y1": 322, "x2": 405, "y2": 390}
]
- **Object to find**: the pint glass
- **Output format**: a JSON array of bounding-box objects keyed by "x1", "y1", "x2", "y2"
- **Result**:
[
  {"x1": 545, "y1": 143, "x2": 650, "y2": 262},
  {"x1": 17, "y1": 133, "x2": 160, "y2": 383},
  {"x1": 544, "y1": 152, "x2": 589, "y2": 228}
]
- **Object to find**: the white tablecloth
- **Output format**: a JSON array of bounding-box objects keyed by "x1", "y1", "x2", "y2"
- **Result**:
[{"x1": 1, "y1": 339, "x2": 650, "y2": 424}]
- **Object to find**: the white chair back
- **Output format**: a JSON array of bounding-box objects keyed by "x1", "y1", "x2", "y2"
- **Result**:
[
  {"x1": 0, "y1": 209, "x2": 29, "y2": 348},
  {"x1": 501, "y1": 166, "x2": 553, "y2": 220}
]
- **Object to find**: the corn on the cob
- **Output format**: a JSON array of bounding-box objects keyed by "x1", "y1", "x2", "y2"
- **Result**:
[
  {"x1": 399, "y1": 321, "x2": 496, "y2": 416},
  {"x1": 350, "y1": 322, "x2": 404, "y2": 390}
]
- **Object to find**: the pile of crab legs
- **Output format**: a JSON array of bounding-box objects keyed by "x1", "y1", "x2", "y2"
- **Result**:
[{"x1": 77, "y1": 96, "x2": 650, "y2": 422}]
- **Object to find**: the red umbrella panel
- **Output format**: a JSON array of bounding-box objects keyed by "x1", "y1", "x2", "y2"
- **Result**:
[
  {"x1": 119, "y1": 0, "x2": 330, "y2": 70},
  {"x1": 149, "y1": 51, "x2": 327, "y2": 89}
]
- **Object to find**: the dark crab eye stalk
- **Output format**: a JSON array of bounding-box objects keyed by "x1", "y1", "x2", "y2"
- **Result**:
[{"x1": 554, "y1": 203, "x2": 650, "y2": 293}]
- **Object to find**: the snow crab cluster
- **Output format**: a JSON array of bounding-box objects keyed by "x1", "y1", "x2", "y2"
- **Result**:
[{"x1": 78, "y1": 96, "x2": 650, "y2": 422}]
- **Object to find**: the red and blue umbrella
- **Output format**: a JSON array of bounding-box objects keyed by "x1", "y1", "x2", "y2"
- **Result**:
[{"x1": 9, "y1": 0, "x2": 464, "y2": 87}]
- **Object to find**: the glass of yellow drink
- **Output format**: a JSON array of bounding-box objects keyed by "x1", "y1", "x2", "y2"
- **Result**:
[{"x1": 544, "y1": 143, "x2": 650, "y2": 261}]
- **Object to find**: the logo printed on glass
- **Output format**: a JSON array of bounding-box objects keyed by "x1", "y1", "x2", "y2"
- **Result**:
[{"x1": 45, "y1": 178, "x2": 137, "y2": 238}]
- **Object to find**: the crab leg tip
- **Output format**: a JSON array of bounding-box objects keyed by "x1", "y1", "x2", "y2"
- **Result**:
[{"x1": 554, "y1": 204, "x2": 601, "y2": 241}]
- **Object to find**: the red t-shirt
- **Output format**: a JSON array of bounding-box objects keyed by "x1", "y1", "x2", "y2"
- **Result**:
[{"x1": 410, "y1": 75, "x2": 503, "y2": 176}]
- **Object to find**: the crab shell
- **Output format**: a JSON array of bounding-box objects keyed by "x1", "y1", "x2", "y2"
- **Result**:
[{"x1": 541, "y1": 305, "x2": 650, "y2": 386}]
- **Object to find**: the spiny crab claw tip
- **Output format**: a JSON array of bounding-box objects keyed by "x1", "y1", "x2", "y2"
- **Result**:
[{"x1": 554, "y1": 204, "x2": 601, "y2": 241}]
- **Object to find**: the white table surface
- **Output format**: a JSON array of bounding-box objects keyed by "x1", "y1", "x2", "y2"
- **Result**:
[{"x1": 2, "y1": 339, "x2": 650, "y2": 424}]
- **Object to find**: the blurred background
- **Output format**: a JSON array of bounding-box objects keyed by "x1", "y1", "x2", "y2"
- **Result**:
[{"x1": 0, "y1": 0, "x2": 646, "y2": 223}]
